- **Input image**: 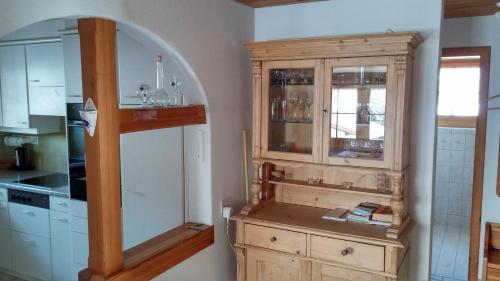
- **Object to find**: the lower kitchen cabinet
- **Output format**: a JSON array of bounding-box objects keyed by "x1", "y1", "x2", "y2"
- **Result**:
[
  {"x1": 246, "y1": 249, "x2": 310, "y2": 281},
  {"x1": 11, "y1": 230, "x2": 51, "y2": 280},
  {"x1": 0, "y1": 228, "x2": 11, "y2": 271},
  {"x1": 50, "y1": 211, "x2": 72, "y2": 281}
]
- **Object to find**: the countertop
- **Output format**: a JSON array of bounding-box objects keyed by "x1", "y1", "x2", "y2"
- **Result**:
[{"x1": 0, "y1": 169, "x2": 69, "y2": 198}]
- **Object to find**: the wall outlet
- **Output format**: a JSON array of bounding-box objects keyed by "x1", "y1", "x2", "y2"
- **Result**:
[{"x1": 222, "y1": 206, "x2": 233, "y2": 219}]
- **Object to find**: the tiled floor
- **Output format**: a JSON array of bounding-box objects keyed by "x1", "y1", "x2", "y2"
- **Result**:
[
  {"x1": 431, "y1": 224, "x2": 470, "y2": 281},
  {"x1": 0, "y1": 272, "x2": 26, "y2": 281}
]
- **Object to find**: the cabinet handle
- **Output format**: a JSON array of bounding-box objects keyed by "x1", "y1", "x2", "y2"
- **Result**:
[
  {"x1": 23, "y1": 211, "x2": 35, "y2": 216},
  {"x1": 341, "y1": 247, "x2": 354, "y2": 256},
  {"x1": 22, "y1": 238, "x2": 36, "y2": 246},
  {"x1": 29, "y1": 79, "x2": 40, "y2": 82},
  {"x1": 56, "y1": 217, "x2": 69, "y2": 223},
  {"x1": 20, "y1": 121, "x2": 28, "y2": 124},
  {"x1": 126, "y1": 190, "x2": 145, "y2": 197},
  {"x1": 57, "y1": 202, "x2": 69, "y2": 207},
  {"x1": 270, "y1": 236, "x2": 277, "y2": 242}
]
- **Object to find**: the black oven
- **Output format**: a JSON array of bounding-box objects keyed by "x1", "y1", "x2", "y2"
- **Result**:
[{"x1": 67, "y1": 103, "x2": 87, "y2": 201}]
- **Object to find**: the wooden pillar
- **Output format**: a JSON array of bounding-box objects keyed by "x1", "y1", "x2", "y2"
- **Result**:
[{"x1": 78, "y1": 18, "x2": 123, "y2": 277}]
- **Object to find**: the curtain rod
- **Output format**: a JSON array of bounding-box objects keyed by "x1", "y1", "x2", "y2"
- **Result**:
[{"x1": 0, "y1": 37, "x2": 62, "y2": 46}]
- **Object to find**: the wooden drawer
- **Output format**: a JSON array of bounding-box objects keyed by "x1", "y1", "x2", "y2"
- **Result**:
[
  {"x1": 310, "y1": 235, "x2": 385, "y2": 272},
  {"x1": 9, "y1": 202, "x2": 50, "y2": 238},
  {"x1": 312, "y1": 262, "x2": 386, "y2": 281},
  {"x1": 245, "y1": 224, "x2": 307, "y2": 256},
  {"x1": 50, "y1": 196, "x2": 70, "y2": 213}
]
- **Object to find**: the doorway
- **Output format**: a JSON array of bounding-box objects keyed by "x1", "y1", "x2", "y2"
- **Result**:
[{"x1": 431, "y1": 47, "x2": 490, "y2": 281}]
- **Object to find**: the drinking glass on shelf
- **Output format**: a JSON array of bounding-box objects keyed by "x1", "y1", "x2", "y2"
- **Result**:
[
  {"x1": 297, "y1": 96, "x2": 306, "y2": 121},
  {"x1": 271, "y1": 97, "x2": 278, "y2": 121},
  {"x1": 280, "y1": 96, "x2": 287, "y2": 121},
  {"x1": 305, "y1": 96, "x2": 313, "y2": 121},
  {"x1": 289, "y1": 92, "x2": 299, "y2": 121}
]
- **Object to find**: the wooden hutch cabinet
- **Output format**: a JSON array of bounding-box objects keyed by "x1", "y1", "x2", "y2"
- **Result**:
[{"x1": 233, "y1": 32, "x2": 422, "y2": 281}]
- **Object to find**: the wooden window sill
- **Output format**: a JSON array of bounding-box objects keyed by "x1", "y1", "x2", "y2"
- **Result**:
[
  {"x1": 438, "y1": 116, "x2": 477, "y2": 128},
  {"x1": 79, "y1": 223, "x2": 214, "y2": 281}
]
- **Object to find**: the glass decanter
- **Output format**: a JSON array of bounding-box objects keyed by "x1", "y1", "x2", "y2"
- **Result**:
[{"x1": 148, "y1": 55, "x2": 169, "y2": 107}]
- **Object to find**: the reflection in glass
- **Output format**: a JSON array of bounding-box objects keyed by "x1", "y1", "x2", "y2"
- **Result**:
[
  {"x1": 268, "y1": 68, "x2": 314, "y2": 154},
  {"x1": 329, "y1": 66, "x2": 387, "y2": 160}
]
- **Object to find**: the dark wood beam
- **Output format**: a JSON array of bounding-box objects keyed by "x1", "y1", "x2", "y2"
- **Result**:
[{"x1": 78, "y1": 18, "x2": 124, "y2": 277}]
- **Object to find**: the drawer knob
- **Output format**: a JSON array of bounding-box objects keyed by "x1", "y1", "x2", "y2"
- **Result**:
[
  {"x1": 270, "y1": 236, "x2": 277, "y2": 242},
  {"x1": 341, "y1": 247, "x2": 354, "y2": 256}
]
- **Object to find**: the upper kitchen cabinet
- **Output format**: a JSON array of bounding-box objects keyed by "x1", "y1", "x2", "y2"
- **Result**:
[
  {"x1": 322, "y1": 56, "x2": 398, "y2": 169},
  {"x1": 25, "y1": 42, "x2": 65, "y2": 87},
  {"x1": 62, "y1": 33, "x2": 83, "y2": 103},
  {"x1": 261, "y1": 59, "x2": 322, "y2": 163},
  {"x1": 0, "y1": 45, "x2": 30, "y2": 128}
]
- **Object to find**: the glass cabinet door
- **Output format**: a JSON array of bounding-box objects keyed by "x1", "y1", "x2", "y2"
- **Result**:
[
  {"x1": 261, "y1": 60, "x2": 321, "y2": 163},
  {"x1": 323, "y1": 57, "x2": 394, "y2": 168}
]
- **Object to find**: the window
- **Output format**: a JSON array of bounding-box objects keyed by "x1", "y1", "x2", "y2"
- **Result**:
[{"x1": 438, "y1": 56, "x2": 480, "y2": 117}]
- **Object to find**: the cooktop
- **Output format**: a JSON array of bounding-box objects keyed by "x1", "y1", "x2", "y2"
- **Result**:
[{"x1": 15, "y1": 173, "x2": 68, "y2": 189}]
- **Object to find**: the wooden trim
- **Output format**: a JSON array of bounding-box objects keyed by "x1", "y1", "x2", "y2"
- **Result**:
[
  {"x1": 444, "y1": 0, "x2": 499, "y2": 18},
  {"x1": 79, "y1": 223, "x2": 214, "y2": 281},
  {"x1": 236, "y1": 0, "x2": 499, "y2": 18},
  {"x1": 119, "y1": 105, "x2": 206, "y2": 134},
  {"x1": 78, "y1": 18, "x2": 124, "y2": 277},
  {"x1": 497, "y1": 141, "x2": 500, "y2": 197},
  {"x1": 236, "y1": 0, "x2": 327, "y2": 8},
  {"x1": 441, "y1": 58, "x2": 480, "y2": 68},
  {"x1": 441, "y1": 47, "x2": 490, "y2": 281},
  {"x1": 437, "y1": 116, "x2": 477, "y2": 128},
  {"x1": 246, "y1": 32, "x2": 423, "y2": 61}
]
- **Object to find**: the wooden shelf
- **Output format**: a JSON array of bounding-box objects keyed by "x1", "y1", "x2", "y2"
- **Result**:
[
  {"x1": 119, "y1": 105, "x2": 206, "y2": 134},
  {"x1": 232, "y1": 202, "x2": 404, "y2": 246},
  {"x1": 269, "y1": 179, "x2": 393, "y2": 199},
  {"x1": 80, "y1": 223, "x2": 214, "y2": 281}
]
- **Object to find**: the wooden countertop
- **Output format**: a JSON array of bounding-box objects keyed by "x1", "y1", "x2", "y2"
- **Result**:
[{"x1": 232, "y1": 202, "x2": 408, "y2": 247}]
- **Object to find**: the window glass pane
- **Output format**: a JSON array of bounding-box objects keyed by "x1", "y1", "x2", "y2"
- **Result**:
[
  {"x1": 329, "y1": 65, "x2": 387, "y2": 160},
  {"x1": 438, "y1": 67, "x2": 480, "y2": 116},
  {"x1": 268, "y1": 68, "x2": 314, "y2": 154}
]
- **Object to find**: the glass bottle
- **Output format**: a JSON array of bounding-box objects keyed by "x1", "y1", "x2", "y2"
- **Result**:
[
  {"x1": 170, "y1": 76, "x2": 183, "y2": 106},
  {"x1": 148, "y1": 55, "x2": 169, "y2": 107}
]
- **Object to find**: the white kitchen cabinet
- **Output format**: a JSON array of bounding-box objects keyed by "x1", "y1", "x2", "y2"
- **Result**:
[
  {"x1": 50, "y1": 211, "x2": 72, "y2": 281},
  {"x1": 120, "y1": 128, "x2": 184, "y2": 249},
  {"x1": 25, "y1": 42, "x2": 65, "y2": 87},
  {"x1": 0, "y1": 201, "x2": 8, "y2": 228},
  {"x1": 28, "y1": 86, "x2": 66, "y2": 116},
  {"x1": 0, "y1": 45, "x2": 29, "y2": 128},
  {"x1": 0, "y1": 187, "x2": 6, "y2": 202},
  {"x1": 70, "y1": 199, "x2": 88, "y2": 280},
  {"x1": 11, "y1": 230, "x2": 51, "y2": 281},
  {"x1": 8, "y1": 202, "x2": 50, "y2": 238},
  {"x1": 117, "y1": 31, "x2": 157, "y2": 106},
  {"x1": 62, "y1": 34, "x2": 83, "y2": 103},
  {"x1": 0, "y1": 228, "x2": 11, "y2": 271},
  {"x1": 50, "y1": 196, "x2": 70, "y2": 213}
]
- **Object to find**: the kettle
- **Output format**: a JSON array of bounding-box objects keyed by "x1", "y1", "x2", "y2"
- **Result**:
[{"x1": 14, "y1": 146, "x2": 31, "y2": 170}]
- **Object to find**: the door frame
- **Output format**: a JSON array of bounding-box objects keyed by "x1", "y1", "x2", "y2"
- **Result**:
[{"x1": 440, "y1": 46, "x2": 490, "y2": 281}]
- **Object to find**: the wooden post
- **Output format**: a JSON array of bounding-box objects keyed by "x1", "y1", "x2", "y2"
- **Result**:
[{"x1": 78, "y1": 18, "x2": 124, "y2": 277}]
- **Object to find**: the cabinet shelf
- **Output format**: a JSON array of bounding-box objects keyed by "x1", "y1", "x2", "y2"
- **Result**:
[
  {"x1": 269, "y1": 179, "x2": 393, "y2": 199},
  {"x1": 119, "y1": 105, "x2": 206, "y2": 134},
  {"x1": 269, "y1": 120, "x2": 313, "y2": 124}
]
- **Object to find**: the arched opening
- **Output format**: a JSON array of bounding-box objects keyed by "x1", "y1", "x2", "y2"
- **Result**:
[{"x1": 0, "y1": 16, "x2": 213, "y2": 281}]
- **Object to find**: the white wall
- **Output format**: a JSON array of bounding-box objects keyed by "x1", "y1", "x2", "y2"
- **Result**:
[
  {"x1": 441, "y1": 15, "x2": 500, "y2": 279},
  {"x1": 255, "y1": 1, "x2": 443, "y2": 280},
  {"x1": 0, "y1": 1, "x2": 254, "y2": 281}
]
